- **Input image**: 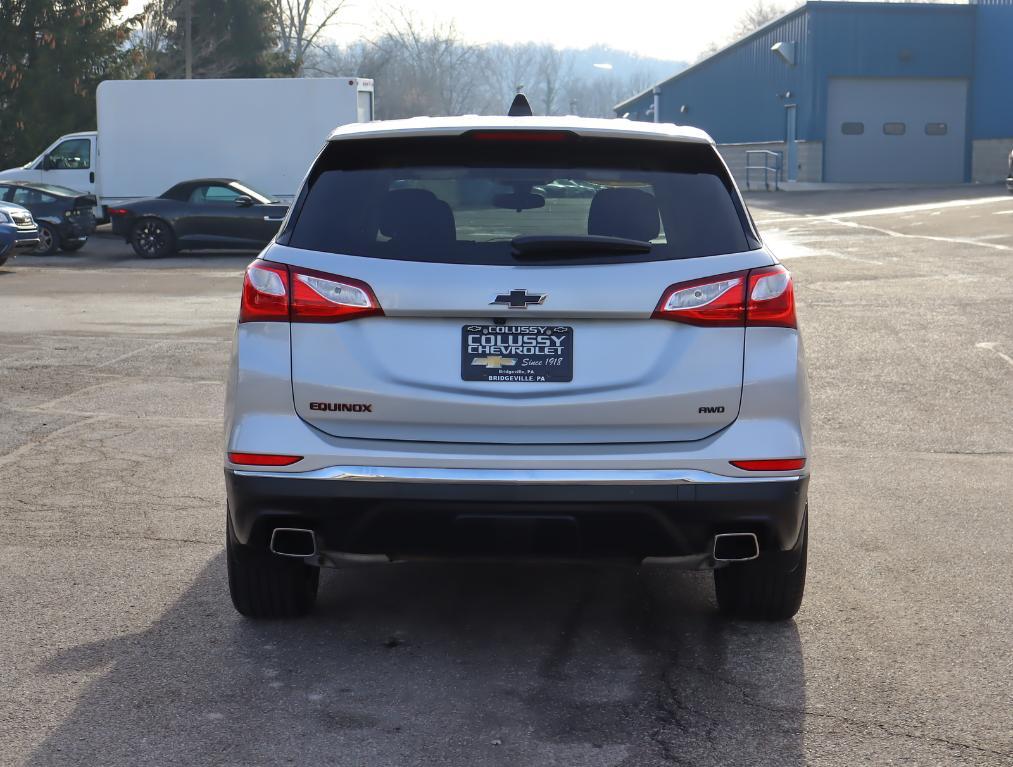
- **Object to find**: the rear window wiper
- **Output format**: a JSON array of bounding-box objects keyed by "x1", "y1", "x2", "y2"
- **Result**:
[{"x1": 511, "y1": 235, "x2": 652, "y2": 257}]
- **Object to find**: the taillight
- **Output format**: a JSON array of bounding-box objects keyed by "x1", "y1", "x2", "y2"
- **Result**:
[
  {"x1": 746, "y1": 264, "x2": 796, "y2": 328},
  {"x1": 290, "y1": 267, "x2": 383, "y2": 323},
  {"x1": 467, "y1": 130, "x2": 574, "y2": 142},
  {"x1": 107, "y1": 208, "x2": 130, "y2": 216},
  {"x1": 238, "y1": 261, "x2": 383, "y2": 323},
  {"x1": 652, "y1": 271, "x2": 746, "y2": 326},
  {"x1": 228, "y1": 452, "x2": 303, "y2": 466},
  {"x1": 240, "y1": 262, "x2": 290, "y2": 322},
  {"x1": 653, "y1": 264, "x2": 796, "y2": 328},
  {"x1": 730, "y1": 458, "x2": 806, "y2": 471}
]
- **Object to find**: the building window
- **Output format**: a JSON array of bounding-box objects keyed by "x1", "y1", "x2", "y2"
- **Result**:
[
  {"x1": 883, "y1": 122, "x2": 906, "y2": 136},
  {"x1": 841, "y1": 122, "x2": 864, "y2": 135},
  {"x1": 925, "y1": 122, "x2": 948, "y2": 136}
]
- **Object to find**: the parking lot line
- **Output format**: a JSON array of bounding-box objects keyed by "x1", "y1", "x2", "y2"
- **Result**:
[
  {"x1": 95, "y1": 340, "x2": 174, "y2": 369},
  {"x1": 826, "y1": 195, "x2": 1012, "y2": 220},
  {"x1": 824, "y1": 217, "x2": 1012, "y2": 251},
  {"x1": 975, "y1": 342, "x2": 1013, "y2": 368}
]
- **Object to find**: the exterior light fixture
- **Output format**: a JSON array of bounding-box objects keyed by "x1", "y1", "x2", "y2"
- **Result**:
[{"x1": 771, "y1": 41, "x2": 795, "y2": 66}]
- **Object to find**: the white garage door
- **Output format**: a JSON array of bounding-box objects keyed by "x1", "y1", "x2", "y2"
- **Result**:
[{"x1": 825, "y1": 78, "x2": 967, "y2": 183}]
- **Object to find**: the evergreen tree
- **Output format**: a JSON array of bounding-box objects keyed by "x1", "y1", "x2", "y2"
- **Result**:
[
  {"x1": 154, "y1": 0, "x2": 292, "y2": 79},
  {"x1": 0, "y1": 0, "x2": 137, "y2": 168}
]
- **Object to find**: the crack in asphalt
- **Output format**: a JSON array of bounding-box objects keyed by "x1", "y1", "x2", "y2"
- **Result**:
[{"x1": 665, "y1": 660, "x2": 1012, "y2": 759}]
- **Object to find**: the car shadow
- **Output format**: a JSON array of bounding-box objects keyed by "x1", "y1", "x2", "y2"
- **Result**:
[{"x1": 27, "y1": 555, "x2": 805, "y2": 766}]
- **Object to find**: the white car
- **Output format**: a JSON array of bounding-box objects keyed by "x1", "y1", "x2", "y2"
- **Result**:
[{"x1": 223, "y1": 111, "x2": 811, "y2": 622}]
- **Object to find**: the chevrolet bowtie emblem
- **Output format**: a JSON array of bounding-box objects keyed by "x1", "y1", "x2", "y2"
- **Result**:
[
  {"x1": 472, "y1": 355, "x2": 517, "y2": 369},
  {"x1": 491, "y1": 289, "x2": 546, "y2": 309}
]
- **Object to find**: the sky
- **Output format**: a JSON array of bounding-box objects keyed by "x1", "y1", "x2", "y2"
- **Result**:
[
  {"x1": 124, "y1": 1, "x2": 970, "y2": 63},
  {"x1": 305, "y1": 0, "x2": 766, "y2": 61},
  {"x1": 120, "y1": 0, "x2": 790, "y2": 62}
]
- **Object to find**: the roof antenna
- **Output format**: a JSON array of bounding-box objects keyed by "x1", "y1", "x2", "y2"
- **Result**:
[{"x1": 508, "y1": 93, "x2": 533, "y2": 117}]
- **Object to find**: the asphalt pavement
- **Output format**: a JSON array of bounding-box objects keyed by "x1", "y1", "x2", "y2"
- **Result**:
[{"x1": 0, "y1": 185, "x2": 1010, "y2": 766}]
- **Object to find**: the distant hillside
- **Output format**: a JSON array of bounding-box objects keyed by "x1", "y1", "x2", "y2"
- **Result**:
[
  {"x1": 562, "y1": 45, "x2": 686, "y2": 88},
  {"x1": 308, "y1": 38, "x2": 687, "y2": 119}
]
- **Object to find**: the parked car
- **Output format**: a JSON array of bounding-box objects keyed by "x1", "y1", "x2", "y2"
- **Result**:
[
  {"x1": 0, "y1": 202, "x2": 40, "y2": 266},
  {"x1": 534, "y1": 179, "x2": 606, "y2": 198},
  {"x1": 109, "y1": 179, "x2": 289, "y2": 258},
  {"x1": 223, "y1": 112, "x2": 811, "y2": 623},
  {"x1": 0, "y1": 182, "x2": 97, "y2": 255}
]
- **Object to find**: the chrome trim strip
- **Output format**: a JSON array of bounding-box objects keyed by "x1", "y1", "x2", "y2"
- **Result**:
[{"x1": 230, "y1": 465, "x2": 802, "y2": 485}]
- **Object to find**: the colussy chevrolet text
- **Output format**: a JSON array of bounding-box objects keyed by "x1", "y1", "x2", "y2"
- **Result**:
[{"x1": 224, "y1": 113, "x2": 811, "y2": 621}]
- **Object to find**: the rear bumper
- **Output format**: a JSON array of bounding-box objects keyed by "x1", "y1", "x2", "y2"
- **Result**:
[
  {"x1": 225, "y1": 467, "x2": 808, "y2": 563},
  {"x1": 110, "y1": 215, "x2": 134, "y2": 238},
  {"x1": 59, "y1": 217, "x2": 95, "y2": 240}
]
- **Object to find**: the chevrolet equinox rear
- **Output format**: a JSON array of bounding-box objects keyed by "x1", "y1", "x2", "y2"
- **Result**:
[{"x1": 224, "y1": 116, "x2": 810, "y2": 621}]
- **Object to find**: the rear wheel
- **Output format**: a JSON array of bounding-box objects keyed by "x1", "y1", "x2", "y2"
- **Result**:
[
  {"x1": 714, "y1": 513, "x2": 807, "y2": 621},
  {"x1": 130, "y1": 218, "x2": 175, "y2": 259},
  {"x1": 226, "y1": 510, "x2": 319, "y2": 619},
  {"x1": 36, "y1": 223, "x2": 60, "y2": 255}
]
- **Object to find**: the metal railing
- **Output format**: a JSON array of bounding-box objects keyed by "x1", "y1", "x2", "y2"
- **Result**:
[{"x1": 745, "y1": 150, "x2": 783, "y2": 191}]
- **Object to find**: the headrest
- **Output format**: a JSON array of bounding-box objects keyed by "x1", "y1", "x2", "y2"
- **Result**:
[
  {"x1": 379, "y1": 188, "x2": 456, "y2": 245},
  {"x1": 587, "y1": 188, "x2": 661, "y2": 242}
]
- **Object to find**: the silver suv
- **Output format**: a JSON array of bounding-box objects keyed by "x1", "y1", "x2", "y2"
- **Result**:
[{"x1": 224, "y1": 115, "x2": 810, "y2": 621}]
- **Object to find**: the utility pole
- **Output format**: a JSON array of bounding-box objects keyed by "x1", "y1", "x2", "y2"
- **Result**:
[{"x1": 184, "y1": 0, "x2": 192, "y2": 79}]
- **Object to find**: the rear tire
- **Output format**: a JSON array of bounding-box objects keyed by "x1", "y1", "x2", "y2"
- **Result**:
[
  {"x1": 714, "y1": 513, "x2": 807, "y2": 621},
  {"x1": 36, "y1": 223, "x2": 60, "y2": 255},
  {"x1": 226, "y1": 510, "x2": 319, "y2": 619},
  {"x1": 130, "y1": 218, "x2": 175, "y2": 259}
]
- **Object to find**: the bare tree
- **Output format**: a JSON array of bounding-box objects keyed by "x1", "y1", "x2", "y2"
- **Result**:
[
  {"x1": 696, "y1": 1, "x2": 797, "y2": 62},
  {"x1": 366, "y1": 9, "x2": 485, "y2": 118},
  {"x1": 302, "y1": 27, "x2": 681, "y2": 120},
  {"x1": 272, "y1": 0, "x2": 347, "y2": 74},
  {"x1": 535, "y1": 45, "x2": 573, "y2": 115},
  {"x1": 131, "y1": 0, "x2": 177, "y2": 76},
  {"x1": 481, "y1": 42, "x2": 540, "y2": 113},
  {"x1": 732, "y1": 1, "x2": 788, "y2": 38}
]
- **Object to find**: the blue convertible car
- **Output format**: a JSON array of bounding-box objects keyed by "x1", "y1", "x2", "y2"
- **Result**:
[{"x1": 0, "y1": 201, "x2": 40, "y2": 266}]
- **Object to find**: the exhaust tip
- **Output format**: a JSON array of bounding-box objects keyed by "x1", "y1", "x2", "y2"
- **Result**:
[
  {"x1": 713, "y1": 532, "x2": 760, "y2": 562},
  {"x1": 269, "y1": 528, "x2": 317, "y2": 558}
]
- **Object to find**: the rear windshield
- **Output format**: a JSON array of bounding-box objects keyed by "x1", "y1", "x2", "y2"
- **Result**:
[{"x1": 281, "y1": 134, "x2": 759, "y2": 265}]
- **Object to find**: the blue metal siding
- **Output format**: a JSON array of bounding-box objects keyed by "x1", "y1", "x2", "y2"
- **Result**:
[
  {"x1": 620, "y1": 9, "x2": 813, "y2": 144},
  {"x1": 972, "y1": 4, "x2": 1013, "y2": 139},
  {"x1": 618, "y1": 2, "x2": 1009, "y2": 146}
]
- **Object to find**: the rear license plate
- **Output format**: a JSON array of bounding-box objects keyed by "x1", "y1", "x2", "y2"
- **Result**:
[{"x1": 461, "y1": 325, "x2": 573, "y2": 383}]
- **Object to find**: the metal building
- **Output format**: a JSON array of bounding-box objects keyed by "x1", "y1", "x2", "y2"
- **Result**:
[{"x1": 615, "y1": 1, "x2": 1013, "y2": 186}]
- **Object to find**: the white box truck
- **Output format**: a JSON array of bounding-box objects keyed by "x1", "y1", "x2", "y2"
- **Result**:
[{"x1": 0, "y1": 77, "x2": 374, "y2": 215}]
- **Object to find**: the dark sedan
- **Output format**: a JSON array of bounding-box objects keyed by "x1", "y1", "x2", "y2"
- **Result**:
[
  {"x1": 109, "y1": 179, "x2": 289, "y2": 258},
  {"x1": 0, "y1": 182, "x2": 97, "y2": 255}
]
